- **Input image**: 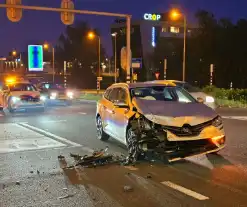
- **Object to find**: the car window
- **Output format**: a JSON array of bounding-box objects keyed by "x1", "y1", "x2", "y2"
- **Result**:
[
  {"x1": 9, "y1": 83, "x2": 37, "y2": 91},
  {"x1": 104, "y1": 88, "x2": 112, "y2": 100},
  {"x1": 118, "y1": 88, "x2": 128, "y2": 104},
  {"x1": 183, "y1": 83, "x2": 201, "y2": 93},
  {"x1": 108, "y1": 88, "x2": 119, "y2": 103},
  {"x1": 131, "y1": 86, "x2": 196, "y2": 103}
]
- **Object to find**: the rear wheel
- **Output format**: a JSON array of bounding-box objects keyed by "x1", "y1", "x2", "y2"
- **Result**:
[{"x1": 96, "y1": 116, "x2": 109, "y2": 141}]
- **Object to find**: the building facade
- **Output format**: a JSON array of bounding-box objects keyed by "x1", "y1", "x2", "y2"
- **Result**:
[{"x1": 111, "y1": 13, "x2": 197, "y2": 81}]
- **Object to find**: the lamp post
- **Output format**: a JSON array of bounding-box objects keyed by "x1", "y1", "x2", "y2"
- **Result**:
[
  {"x1": 170, "y1": 9, "x2": 187, "y2": 82},
  {"x1": 88, "y1": 32, "x2": 101, "y2": 91},
  {"x1": 43, "y1": 43, "x2": 55, "y2": 82},
  {"x1": 111, "y1": 32, "x2": 117, "y2": 83}
]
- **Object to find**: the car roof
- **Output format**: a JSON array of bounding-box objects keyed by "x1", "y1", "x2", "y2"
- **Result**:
[
  {"x1": 109, "y1": 81, "x2": 176, "y2": 89},
  {"x1": 146, "y1": 80, "x2": 186, "y2": 84}
]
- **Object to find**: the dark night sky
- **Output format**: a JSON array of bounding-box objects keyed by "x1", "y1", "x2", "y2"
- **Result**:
[{"x1": 0, "y1": 0, "x2": 247, "y2": 57}]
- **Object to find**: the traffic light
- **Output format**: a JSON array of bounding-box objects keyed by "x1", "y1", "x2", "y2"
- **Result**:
[
  {"x1": 61, "y1": 0, "x2": 75, "y2": 25},
  {"x1": 6, "y1": 0, "x2": 22, "y2": 22}
]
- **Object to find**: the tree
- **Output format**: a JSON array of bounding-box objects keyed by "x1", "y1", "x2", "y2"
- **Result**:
[{"x1": 56, "y1": 21, "x2": 106, "y2": 89}]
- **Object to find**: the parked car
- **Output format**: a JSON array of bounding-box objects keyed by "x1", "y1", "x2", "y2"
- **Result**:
[
  {"x1": 146, "y1": 80, "x2": 217, "y2": 109},
  {"x1": 96, "y1": 82, "x2": 225, "y2": 163}
]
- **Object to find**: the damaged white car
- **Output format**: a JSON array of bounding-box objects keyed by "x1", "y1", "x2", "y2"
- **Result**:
[{"x1": 96, "y1": 82, "x2": 225, "y2": 163}]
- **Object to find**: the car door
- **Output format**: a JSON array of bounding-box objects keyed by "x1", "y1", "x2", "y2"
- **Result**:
[
  {"x1": 111, "y1": 87, "x2": 130, "y2": 144},
  {"x1": 101, "y1": 88, "x2": 119, "y2": 138}
]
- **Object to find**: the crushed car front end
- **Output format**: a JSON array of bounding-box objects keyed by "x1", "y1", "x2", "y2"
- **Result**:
[
  {"x1": 138, "y1": 115, "x2": 225, "y2": 162},
  {"x1": 126, "y1": 87, "x2": 226, "y2": 163}
]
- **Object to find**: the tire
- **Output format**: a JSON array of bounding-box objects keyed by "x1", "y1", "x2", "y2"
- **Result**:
[
  {"x1": 126, "y1": 127, "x2": 143, "y2": 162},
  {"x1": 96, "y1": 116, "x2": 109, "y2": 141}
]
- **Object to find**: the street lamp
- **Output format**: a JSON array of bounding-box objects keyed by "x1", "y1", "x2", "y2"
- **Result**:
[
  {"x1": 170, "y1": 9, "x2": 187, "y2": 82},
  {"x1": 12, "y1": 50, "x2": 22, "y2": 70},
  {"x1": 111, "y1": 32, "x2": 117, "y2": 83},
  {"x1": 88, "y1": 31, "x2": 101, "y2": 78},
  {"x1": 43, "y1": 43, "x2": 55, "y2": 83},
  {"x1": 12, "y1": 50, "x2": 17, "y2": 56}
]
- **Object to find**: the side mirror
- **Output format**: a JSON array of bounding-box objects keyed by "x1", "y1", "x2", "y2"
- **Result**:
[
  {"x1": 114, "y1": 101, "x2": 129, "y2": 108},
  {"x1": 197, "y1": 97, "x2": 204, "y2": 103}
]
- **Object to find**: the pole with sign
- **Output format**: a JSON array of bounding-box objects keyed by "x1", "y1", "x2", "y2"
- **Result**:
[
  {"x1": 164, "y1": 58, "x2": 167, "y2": 80},
  {"x1": 210, "y1": 64, "x2": 214, "y2": 86},
  {"x1": 97, "y1": 76, "x2": 102, "y2": 94},
  {"x1": 64, "y1": 61, "x2": 66, "y2": 87}
]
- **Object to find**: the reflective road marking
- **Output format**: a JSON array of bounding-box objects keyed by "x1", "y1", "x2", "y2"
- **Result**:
[
  {"x1": 161, "y1": 181, "x2": 209, "y2": 201},
  {"x1": 79, "y1": 112, "x2": 87, "y2": 115},
  {"x1": 0, "y1": 123, "x2": 66, "y2": 153},
  {"x1": 18, "y1": 123, "x2": 81, "y2": 147}
]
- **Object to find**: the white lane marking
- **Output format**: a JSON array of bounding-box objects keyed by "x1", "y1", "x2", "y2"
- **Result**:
[
  {"x1": 0, "y1": 138, "x2": 66, "y2": 153},
  {"x1": 222, "y1": 116, "x2": 247, "y2": 121},
  {"x1": 18, "y1": 123, "x2": 81, "y2": 147},
  {"x1": 0, "y1": 123, "x2": 66, "y2": 153},
  {"x1": 39, "y1": 120, "x2": 67, "y2": 123},
  {"x1": 161, "y1": 181, "x2": 209, "y2": 201},
  {"x1": 79, "y1": 112, "x2": 87, "y2": 115}
]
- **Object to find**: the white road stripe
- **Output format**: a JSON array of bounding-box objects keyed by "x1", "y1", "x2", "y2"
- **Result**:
[
  {"x1": 79, "y1": 112, "x2": 87, "y2": 115},
  {"x1": 161, "y1": 181, "x2": 209, "y2": 201},
  {"x1": 18, "y1": 123, "x2": 81, "y2": 147},
  {"x1": 40, "y1": 120, "x2": 67, "y2": 123},
  {"x1": 222, "y1": 116, "x2": 247, "y2": 121}
]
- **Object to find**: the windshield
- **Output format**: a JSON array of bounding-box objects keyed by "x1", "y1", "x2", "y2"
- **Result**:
[
  {"x1": 9, "y1": 83, "x2": 37, "y2": 91},
  {"x1": 174, "y1": 82, "x2": 201, "y2": 93},
  {"x1": 130, "y1": 86, "x2": 196, "y2": 103}
]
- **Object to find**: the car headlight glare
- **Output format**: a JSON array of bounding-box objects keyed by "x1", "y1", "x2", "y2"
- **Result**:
[
  {"x1": 40, "y1": 96, "x2": 46, "y2": 101},
  {"x1": 12, "y1": 96, "x2": 20, "y2": 103},
  {"x1": 50, "y1": 92, "x2": 57, "y2": 99},
  {"x1": 206, "y1": 96, "x2": 215, "y2": 103},
  {"x1": 66, "y1": 91, "x2": 73, "y2": 98},
  {"x1": 212, "y1": 116, "x2": 222, "y2": 127}
]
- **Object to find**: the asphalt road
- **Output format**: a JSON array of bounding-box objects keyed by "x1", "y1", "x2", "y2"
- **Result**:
[{"x1": 1, "y1": 102, "x2": 247, "y2": 207}]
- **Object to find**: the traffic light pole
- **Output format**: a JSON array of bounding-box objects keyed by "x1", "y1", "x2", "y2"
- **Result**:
[{"x1": 0, "y1": 3, "x2": 132, "y2": 83}]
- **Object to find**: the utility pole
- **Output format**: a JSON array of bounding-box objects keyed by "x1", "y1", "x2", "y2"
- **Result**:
[
  {"x1": 164, "y1": 58, "x2": 167, "y2": 80},
  {"x1": 52, "y1": 47, "x2": 55, "y2": 83}
]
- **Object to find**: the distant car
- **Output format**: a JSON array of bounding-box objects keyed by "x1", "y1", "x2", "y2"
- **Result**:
[
  {"x1": 96, "y1": 82, "x2": 225, "y2": 163},
  {"x1": 0, "y1": 81, "x2": 45, "y2": 113},
  {"x1": 147, "y1": 80, "x2": 216, "y2": 109},
  {"x1": 36, "y1": 82, "x2": 76, "y2": 105}
]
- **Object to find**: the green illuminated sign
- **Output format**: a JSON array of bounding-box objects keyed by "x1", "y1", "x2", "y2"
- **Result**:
[{"x1": 28, "y1": 45, "x2": 43, "y2": 71}]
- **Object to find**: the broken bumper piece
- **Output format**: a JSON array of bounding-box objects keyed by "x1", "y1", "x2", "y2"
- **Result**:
[{"x1": 163, "y1": 136, "x2": 226, "y2": 162}]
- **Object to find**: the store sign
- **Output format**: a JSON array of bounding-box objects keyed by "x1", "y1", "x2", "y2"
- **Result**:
[{"x1": 144, "y1": 13, "x2": 161, "y2": 21}]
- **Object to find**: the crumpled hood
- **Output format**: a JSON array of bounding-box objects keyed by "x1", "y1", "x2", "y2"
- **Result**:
[{"x1": 132, "y1": 98, "x2": 217, "y2": 127}]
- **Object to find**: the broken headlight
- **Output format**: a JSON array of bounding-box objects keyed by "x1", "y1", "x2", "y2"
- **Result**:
[
  {"x1": 138, "y1": 116, "x2": 152, "y2": 130},
  {"x1": 212, "y1": 116, "x2": 222, "y2": 127}
]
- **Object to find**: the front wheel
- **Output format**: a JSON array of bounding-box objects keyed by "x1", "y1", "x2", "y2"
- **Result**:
[
  {"x1": 96, "y1": 116, "x2": 109, "y2": 141},
  {"x1": 126, "y1": 127, "x2": 142, "y2": 163}
]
